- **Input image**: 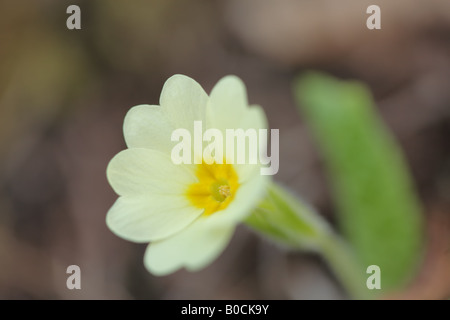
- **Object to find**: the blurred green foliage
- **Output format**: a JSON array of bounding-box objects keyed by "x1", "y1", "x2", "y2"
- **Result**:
[{"x1": 294, "y1": 72, "x2": 424, "y2": 291}]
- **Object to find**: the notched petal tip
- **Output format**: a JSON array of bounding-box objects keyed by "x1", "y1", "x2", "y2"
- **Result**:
[
  {"x1": 122, "y1": 104, "x2": 177, "y2": 151},
  {"x1": 248, "y1": 104, "x2": 269, "y2": 130},
  {"x1": 105, "y1": 150, "x2": 129, "y2": 196},
  {"x1": 143, "y1": 242, "x2": 182, "y2": 276},
  {"x1": 160, "y1": 74, "x2": 207, "y2": 104},
  {"x1": 123, "y1": 104, "x2": 158, "y2": 127},
  {"x1": 159, "y1": 74, "x2": 210, "y2": 129},
  {"x1": 211, "y1": 75, "x2": 248, "y2": 103}
]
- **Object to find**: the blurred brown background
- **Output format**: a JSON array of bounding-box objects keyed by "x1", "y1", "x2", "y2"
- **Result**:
[{"x1": 1, "y1": 0, "x2": 450, "y2": 299}]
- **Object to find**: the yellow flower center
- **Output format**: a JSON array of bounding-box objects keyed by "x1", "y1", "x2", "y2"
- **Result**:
[{"x1": 186, "y1": 160, "x2": 239, "y2": 216}]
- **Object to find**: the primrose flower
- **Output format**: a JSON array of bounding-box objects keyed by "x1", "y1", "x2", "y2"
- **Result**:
[{"x1": 106, "y1": 75, "x2": 269, "y2": 275}]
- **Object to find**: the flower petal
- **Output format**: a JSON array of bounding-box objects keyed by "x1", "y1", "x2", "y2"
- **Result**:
[
  {"x1": 144, "y1": 170, "x2": 268, "y2": 275},
  {"x1": 107, "y1": 148, "x2": 196, "y2": 197},
  {"x1": 239, "y1": 104, "x2": 268, "y2": 132},
  {"x1": 230, "y1": 105, "x2": 269, "y2": 182},
  {"x1": 123, "y1": 104, "x2": 177, "y2": 155},
  {"x1": 106, "y1": 196, "x2": 203, "y2": 243},
  {"x1": 209, "y1": 75, "x2": 248, "y2": 131},
  {"x1": 160, "y1": 74, "x2": 211, "y2": 131},
  {"x1": 144, "y1": 219, "x2": 234, "y2": 275},
  {"x1": 209, "y1": 75, "x2": 267, "y2": 130}
]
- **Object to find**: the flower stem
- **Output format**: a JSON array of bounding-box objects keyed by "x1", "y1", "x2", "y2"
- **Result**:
[
  {"x1": 246, "y1": 182, "x2": 371, "y2": 299},
  {"x1": 317, "y1": 233, "x2": 372, "y2": 299}
]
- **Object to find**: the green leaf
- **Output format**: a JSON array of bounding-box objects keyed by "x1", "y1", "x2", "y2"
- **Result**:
[{"x1": 293, "y1": 72, "x2": 423, "y2": 291}]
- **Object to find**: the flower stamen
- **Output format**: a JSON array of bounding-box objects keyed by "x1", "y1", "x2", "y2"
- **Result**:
[
  {"x1": 218, "y1": 185, "x2": 231, "y2": 199},
  {"x1": 186, "y1": 159, "x2": 239, "y2": 216}
]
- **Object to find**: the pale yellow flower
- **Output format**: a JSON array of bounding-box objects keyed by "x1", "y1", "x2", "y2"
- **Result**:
[{"x1": 106, "y1": 75, "x2": 268, "y2": 275}]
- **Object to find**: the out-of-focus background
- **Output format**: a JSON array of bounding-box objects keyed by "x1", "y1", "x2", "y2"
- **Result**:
[{"x1": 1, "y1": 0, "x2": 450, "y2": 299}]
